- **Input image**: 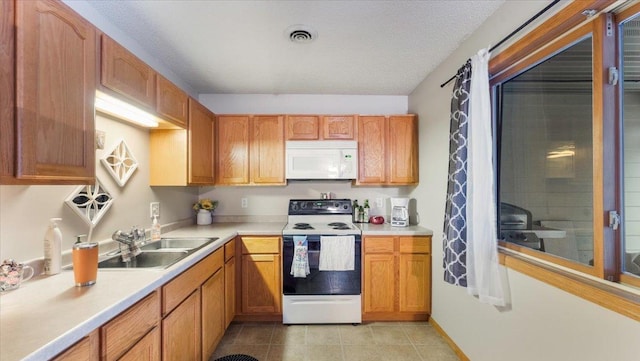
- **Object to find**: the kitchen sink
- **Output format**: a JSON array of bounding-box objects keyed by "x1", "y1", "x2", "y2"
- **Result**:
[
  {"x1": 96, "y1": 237, "x2": 219, "y2": 269},
  {"x1": 140, "y1": 237, "x2": 218, "y2": 251},
  {"x1": 98, "y1": 250, "x2": 190, "y2": 269}
]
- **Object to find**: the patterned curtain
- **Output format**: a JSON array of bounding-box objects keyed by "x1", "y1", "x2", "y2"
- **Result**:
[{"x1": 443, "y1": 60, "x2": 471, "y2": 286}]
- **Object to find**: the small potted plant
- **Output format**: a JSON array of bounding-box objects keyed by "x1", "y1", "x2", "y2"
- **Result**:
[{"x1": 193, "y1": 199, "x2": 218, "y2": 225}]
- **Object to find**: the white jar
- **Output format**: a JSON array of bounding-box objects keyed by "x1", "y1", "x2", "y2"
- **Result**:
[{"x1": 197, "y1": 209, "x2": 212, "y2": 225}]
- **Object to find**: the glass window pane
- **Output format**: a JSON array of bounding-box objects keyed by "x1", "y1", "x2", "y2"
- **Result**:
[
  {"x1": 498, "y1": 36, "x2": 594, "y2": 266},
  {"x1": 622, "y1": 16, "x2": 640, "y2": 277}
]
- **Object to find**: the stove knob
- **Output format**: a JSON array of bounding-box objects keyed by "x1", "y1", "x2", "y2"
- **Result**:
[
  {"x1": 301, "y1": 202, "x2": 307, "y2": 209},
  {"x1": 291, "y1": 204, "x2": 298, "y2": 211},
  {"x1": 343, "y1": 205, "x2": 349, "y2": 210}
]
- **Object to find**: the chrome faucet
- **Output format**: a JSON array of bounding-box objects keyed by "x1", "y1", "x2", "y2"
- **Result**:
[{"x1": 112, "y1": 226, "x2": 144, "y2": 262}]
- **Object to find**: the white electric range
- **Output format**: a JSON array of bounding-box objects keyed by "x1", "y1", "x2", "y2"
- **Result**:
[{"x1": 281, "y1": 199, "x2": 362, "y2": 324}]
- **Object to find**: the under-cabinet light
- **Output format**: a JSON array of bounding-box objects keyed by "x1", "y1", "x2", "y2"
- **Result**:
[{"x1": 95, "y1": 90, "x2": 159, "y2": 128}]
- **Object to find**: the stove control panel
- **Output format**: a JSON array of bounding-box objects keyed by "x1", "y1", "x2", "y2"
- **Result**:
[{"x1": 288, "y1": 199, "x2": 352, "y2": 215}]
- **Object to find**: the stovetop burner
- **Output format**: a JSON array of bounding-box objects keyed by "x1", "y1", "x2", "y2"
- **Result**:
[{"x1": 294, "y1": 223, "x2": 314, "y2": 230}]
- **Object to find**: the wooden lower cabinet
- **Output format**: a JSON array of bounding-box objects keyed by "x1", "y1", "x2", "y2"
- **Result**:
[
  {"x1": 363, "y1": 236, "x2": 431, "y2": 321},
  {"x1": 162, "y1": 290, "x2": 201, "y2": 361},
  {"x1": 51, "y1": 329, "x2": 99, "y2": 361},
  {"x1": 202, "y1": 268, "x2": 225, "y2": 359},
  {"x1": 363, "y1": 253, "x2": 396, "y2": 313},
  {"x1": 238, "y1": 236, "x2": 282, "y2": 318},
  {"x1": 119, "y1": 327, "x2": 160, "y2": 361}
]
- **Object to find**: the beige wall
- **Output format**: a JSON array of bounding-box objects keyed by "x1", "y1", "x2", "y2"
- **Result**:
[
  {"x1": 0, "y1": 115, "x2": 198, "y2": 263},
  {"x1": 408, "y1": 1, "x2": 640, "y2": 360}
]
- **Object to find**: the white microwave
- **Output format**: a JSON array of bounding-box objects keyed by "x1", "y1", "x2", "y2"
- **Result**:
[{"x1": 285, "y1": 140, "x2": 358, "y2": 180}]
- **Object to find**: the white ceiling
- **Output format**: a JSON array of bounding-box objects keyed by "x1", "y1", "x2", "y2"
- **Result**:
[{"x1": 87, "y1": 0, "x2": 506, "y2": 96}]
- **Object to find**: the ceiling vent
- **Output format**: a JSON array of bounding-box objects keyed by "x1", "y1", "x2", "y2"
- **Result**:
[{"x1": 285, "y1": 25, "x2": 317, "y2": 44}]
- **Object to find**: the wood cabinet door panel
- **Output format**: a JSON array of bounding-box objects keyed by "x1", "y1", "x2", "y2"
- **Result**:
[
  {"x1": 101, "y1": 34, "x2": 155, "y2": 108},
  {"x1": 202, "y1": 268, "x2": 225, "y2": 360},
  {"x1": 388, "y1": 115, "x2": 418, "y2": 184},
  {"x1": 225, "y1": 256, "x2": 236, "y2": 328},
  {"x1": 251, "y1": 115, "x2": 285, "y2": 184},
  {"x1": 363, "y1": 254, "x2": 395, "y2": 313},
  {"x1": 157, "y1": 74, "x2": 188, "y2": 127},
  {"x1": 322, "y1": 115, "x2": 355, "y2": 139},
  {"x1": 162, "y1": 290, "x2": 201, "y2": 361},
  {"x1": 188, "y1": 99, "x2": 215, "y2": 184},
  {"x1": 15, "y1": 0, "x2": 95, "y2": 182},
  {"x1": 241, "y1": 254, "x2": 281, "y2": 314},
  {"x1": 399, "y1": 254, "x2": 430, "y2": 313},
  {"x1": 286, "y1": 115, "x2": 320, "y2": 140},
  {"x1": 119, "y1": 327, "x2": 160, "y2": 361},
  {"x1": 52, "y1": 329, "x2": 99, "y2": 361},
  {"x1": 357, "y1": 116, "x2": 386, "y2": 184},
  {"x1": 216, "y1": 115, "x2": 250, "y2": 184}
]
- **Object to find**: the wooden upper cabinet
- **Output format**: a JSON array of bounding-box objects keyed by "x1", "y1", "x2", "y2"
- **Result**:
[
  {"x1": 216, "y1": 115, "x2": 250, "y2": 185},
  {"x1": 286, "y1": 115, "x2": 320, "y2": 140},
  {"x1": 251, "y1": 115, "x2": 285, "y2": 185},
  {"x1": 14, "y1": 0, "x2": 96, "y2": 183},
  {"x1": 322, "y1": 115, "x2": 355, "y2": 139},
  {"x1": 286, "y1": 115, "x2": 356, "y2": 140},
  {"x1": 388, "y1": 115, "x2": 418, "y2": 185},
  {"x1": 101, "y1": 34, "x2": 156, "y2": 110},
  {"x1": 188, "y1": 99, "x2": 215, "y2": 185},
  {"x1": 358, "y1": 116, "x2": 387, "y2": 184},
  {"x1": 1, "y1": 0, "x2": 16, "y2": 183},
  {"x1": 357, "y1": 115, "x2": 418, "y2": 185},
  {"x1": 157, "y1": 74, "x2": 188, "y2": 128}
]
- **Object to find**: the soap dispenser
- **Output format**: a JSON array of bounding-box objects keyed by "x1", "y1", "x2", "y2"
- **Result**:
[
  {"x1": 151, "y1": 215, "x2": 161, "y2": 241},
  {"x1": 44, "y1": 218, "x2": 62, "y2": 275}
]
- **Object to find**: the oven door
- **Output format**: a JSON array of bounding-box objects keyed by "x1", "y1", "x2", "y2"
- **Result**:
[{"x1": 282, "y1": 234, "x2": 361, "y2": 295}]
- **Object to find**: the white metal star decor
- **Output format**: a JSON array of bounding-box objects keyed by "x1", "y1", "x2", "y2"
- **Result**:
[
  {"x1": 65, "y1": 178, "x2": 114, "y2": 226},
  {"x1": 101, "y1": 138, "x2": 138, "y2": 187}
]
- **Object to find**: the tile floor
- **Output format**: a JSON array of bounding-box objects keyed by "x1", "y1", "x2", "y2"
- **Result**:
[{"x1": 211, "y1": 322, "x2": 459, "y2": 361}]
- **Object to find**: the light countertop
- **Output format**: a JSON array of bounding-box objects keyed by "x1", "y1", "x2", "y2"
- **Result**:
[
  {"x1": 0, "y1": 222, "x2": 283, "y2": 361},
  {"x1": 357, "y1": 223, "x2": 433, "y2": 236},
  {"x1": 0, "y1": 221, "x2": 433, "y2": 361}
]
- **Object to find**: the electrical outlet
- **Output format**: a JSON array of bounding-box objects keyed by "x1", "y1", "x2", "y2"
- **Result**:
[
  {"x1": 376, "y1": 198, "x2": 384, "y2": 208},
  {"x1": 150, "y1": 202, "x2": 160, "y2": 218},
  {"x1": 241, "y1": 198, "x2": 248, "y2": 208}
]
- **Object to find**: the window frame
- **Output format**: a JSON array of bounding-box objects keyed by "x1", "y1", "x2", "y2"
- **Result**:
[
  {"x1": 616, "y1": 1, "x2": 640, "y2": 289},
  {"x1": 487, "y1": 0, "x2": 640, "y2": 321}
]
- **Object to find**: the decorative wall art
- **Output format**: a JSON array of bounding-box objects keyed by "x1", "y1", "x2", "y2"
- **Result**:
[
  {"x1": 101, "y1": 138, "x2": 138, "y2": 187},
  {"x1": 65, "y1": 178, "x2": 114, "y2": 226}
]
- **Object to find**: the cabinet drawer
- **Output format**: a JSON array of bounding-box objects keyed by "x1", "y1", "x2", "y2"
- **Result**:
[
  {"x1": 224, "y1": 238, "x2": 236, "y2": 261},
  {"x1": 52, "y1": 329, "x2": 99, "y2": 361},
  {"x1": 162, "y1": 249, "x2": 223, "y2": 315},
  {"x1": 363, "y1": 237, "x2": 395, "y2": 253},
  {"x1": 101, "y1": 290, "x2": 160, "y2": 361},
  {"x1": 241, "y1": 236, "x2": 280, "y2": 254},
  {"x1": 399, "y1": 236, "x2": 431, "y2": 254}
]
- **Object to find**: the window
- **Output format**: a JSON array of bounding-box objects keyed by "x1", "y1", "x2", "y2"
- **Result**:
[
  {"x1": 620, "y1": 6, "x2": 640, "y2": 287},
  {"x1": 497, "y1": 35, "x2": 595, "y2": 272},
  {"x1": 489, "y1": 0, "x2": 640, "y2": 319}
]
